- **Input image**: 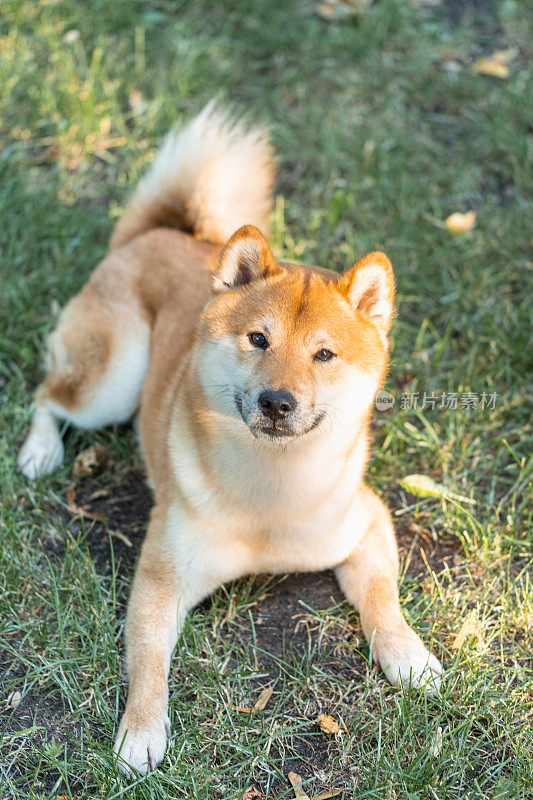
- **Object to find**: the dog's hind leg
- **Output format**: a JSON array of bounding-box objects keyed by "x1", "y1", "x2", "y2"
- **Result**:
[{"x1": 18, "y1": 290, "x2": 150, "y2": 479}]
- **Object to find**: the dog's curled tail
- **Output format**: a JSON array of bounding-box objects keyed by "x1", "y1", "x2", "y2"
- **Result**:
[{"x1": 111, "y1": 101, "x2": 274, "y2": 249}]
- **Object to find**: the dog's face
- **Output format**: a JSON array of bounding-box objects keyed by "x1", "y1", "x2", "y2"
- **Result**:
[{"x1": 198, "y1": 226, "x2": 395, "y2": 444}]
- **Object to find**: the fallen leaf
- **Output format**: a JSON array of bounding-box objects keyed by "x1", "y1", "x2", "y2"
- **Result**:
[
  {"x1": 444, "y1": 210, "x2": 476, "y2": 234},
  {"x1": 288, "y1": 772, "x2": 311, "y2": 800},
  {"x1": 252, "y1": 686, "x2": 273, "y2": 711},
  {"x1": 316, "y1": 0, "x2": 371, "y2": 21},
  {"x1": 400, "y1": 474, "x2": 475, "y2": 504},
  {"x1": 93, "y1": 136, "x2": 127, "y2": 151},
  {"x1": 452, "y1": 610, "x2": 483, "y2": 650},
  {"x1": 317, "y1": 714, "x2": 340, "y2": 735},
  {"x1": 241, "y1": 788, "x2": 263, "y2": 800},
  {"x1": 7, "y1": 690, "x2": 22, "y2": 709},
  {"x1": 493, "y1": 48, "x2": 518, "y2": 63},
  {"x1": 431, "y1": 726, "x2": 443, "y2": 757},
  {"x1": 313, "y1": 791, "x2": 343, "y2": 799},
  {"x1": 129, "y1": 89, "x2": 148, "y2": 113},
  {"x1": 232, "y1": 686, "x2": 273, "y2": 714},
  {"x1": 97, "y1": 118, "x2": 110, "y2": 138},
  {"x1": 65, "y1": 486, "x2": 105, "y2": 522},
  {"x1": 63, "y1": 29, "x2": 80, "y2": 44},
  {"x1": 73, "y1": 444, "x2": 110, "y2": 477},
  {"x1": 88, "y1": 488, "x2": 109, "y2": 501},
  {"x1": 472, "y1": 56, "x2": 509, "y2": 79}
]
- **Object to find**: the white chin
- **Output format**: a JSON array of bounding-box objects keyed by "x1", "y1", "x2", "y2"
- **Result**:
[{"x1": 250, "y1": 428, "x2": 296, "y2": 442}]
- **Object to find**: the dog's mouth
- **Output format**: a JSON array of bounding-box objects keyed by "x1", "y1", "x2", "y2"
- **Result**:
[
  {"x1": 235, "y1": 393, "x2": 326, "y2": 441},
  {"x1": 247, "y1": 412, "x2": 326, "y2": 442},
  {"x1": 252, "y1": 426, "x2": 295, "y2": 440}
]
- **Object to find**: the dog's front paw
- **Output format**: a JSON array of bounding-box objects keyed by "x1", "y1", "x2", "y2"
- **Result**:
[
  {"x1": 374, "y1": 626, "x2": 443, "y2": 694},
  {"x1": 113, "y1": 708, "x2": 171, "y2": 776},
  {"x1": 18, "y1": 429, "x2": 64, "y2": 479}
]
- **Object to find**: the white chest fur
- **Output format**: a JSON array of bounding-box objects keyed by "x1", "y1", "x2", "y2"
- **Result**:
[{"x1": 167, "y1": 414, "x2": 369, "y2": 594}]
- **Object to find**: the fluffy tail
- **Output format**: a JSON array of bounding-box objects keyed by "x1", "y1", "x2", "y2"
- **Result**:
[{"x1": 110, "y1": 101, "x2": 274, "y2": 249}]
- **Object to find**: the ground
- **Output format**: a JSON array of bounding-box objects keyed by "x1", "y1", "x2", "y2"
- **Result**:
[{"x1": 0, "y1": 0, "x2": 531, "y2": 798}]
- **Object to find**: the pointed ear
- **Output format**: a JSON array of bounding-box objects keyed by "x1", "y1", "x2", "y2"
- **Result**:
[
  {"x1": 212, "y1": 225, "x2": 279, "y2": 292},
  {"x1": 337, "y1": 251, "x2": 395, "y2": 334}
]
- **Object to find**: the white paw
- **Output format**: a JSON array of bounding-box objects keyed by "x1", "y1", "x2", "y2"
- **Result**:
[
  {"x1": 18, "y1": 430, "x2": 64, "y2": 479},
  {"x1": 375, "y1": 628, "x2": 443, "y2": 695},
  {"x1": 113, "y1": 711, "x2": 170, "y2": 777}
]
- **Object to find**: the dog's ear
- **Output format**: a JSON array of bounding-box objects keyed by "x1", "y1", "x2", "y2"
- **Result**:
[
  {"x1": 212, "y1": 225, "x2": 279, "y2": 292},
  {"x1": 337, "y1": 251, "x2": 395, "y2": 334}
]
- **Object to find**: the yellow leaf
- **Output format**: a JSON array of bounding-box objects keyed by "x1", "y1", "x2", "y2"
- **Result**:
[
  {"x1": 7, "y1": 690, "x2": 22, "y2": 709},
  {"x1": 452, "y1": 610, "x2": 483, "y2": 650},
  {"x1": 316, "y1": 0, "x2": 371, "y2": 21},
  {"x1": 472, "y1": 57, "x2": 509, "y2": 79},
  {"x1": 241, "y1": 788, "x2": 263, "y2": 800},
  {"x1": 232, "y1": 685, "x2": 273, "y2": 714},
  {"x1": 288, "y1": 772, "x2": 312, "y2": 800},
  {"x1": 445, "y1": 211, "x2": 476, "y2": 234},
  {"x1": 252, "y1": 685, "x2": 273, "y2": 711},
  {"x1": 73, "y1": 444, "x2": 110, "y2": 477},
  {"x1": 492, "y1": 48, "x2": 517, "y2": 63},
  {"x1": 317, "y1": 714, "x2": 340, "y2": 735},
  {"x1": 400, "y1": 474, "x2": 475, "y2": 504}
]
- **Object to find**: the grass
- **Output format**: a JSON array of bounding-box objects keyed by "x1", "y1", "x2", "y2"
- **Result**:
[{"x1": 0, "y1": 0, "x2": 532, "y2": 797}]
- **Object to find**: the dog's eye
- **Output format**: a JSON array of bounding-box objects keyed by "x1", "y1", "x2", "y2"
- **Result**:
[
  {"x1": 248, "y1": 331, "x2": 269, "y2": 349},
  {"x1": 314, "y1": 348, "x2": 336, "y2": 362}
]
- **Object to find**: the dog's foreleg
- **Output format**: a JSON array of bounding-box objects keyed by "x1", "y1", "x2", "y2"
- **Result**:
[
  {"x1": 335, "y1": 489, "x2": 442, "y2": 693},
  {"x1": 113, "y1": 506, "x2": 188, "y2": 776},
  {"x1": 18, "y1": 390, "x2": 64, "y2": 479}
]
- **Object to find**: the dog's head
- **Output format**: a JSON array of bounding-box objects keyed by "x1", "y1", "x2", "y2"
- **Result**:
[{"x1": 197, "y1": 225, "x2": 395, "y2": 444}]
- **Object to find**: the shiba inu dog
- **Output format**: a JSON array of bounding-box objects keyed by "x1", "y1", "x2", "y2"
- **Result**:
[{"x1": 18, "y1": 103, "x2": 442, "y2": 775}]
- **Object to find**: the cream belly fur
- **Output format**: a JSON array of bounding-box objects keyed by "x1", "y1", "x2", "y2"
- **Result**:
[{"x1": 18, "y1": 103, "x2": 443, "y2": 777}]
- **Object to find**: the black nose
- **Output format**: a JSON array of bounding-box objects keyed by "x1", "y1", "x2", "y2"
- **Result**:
[{"x1": 258, "y1": 389, "x2": 296, "y2": 422}]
